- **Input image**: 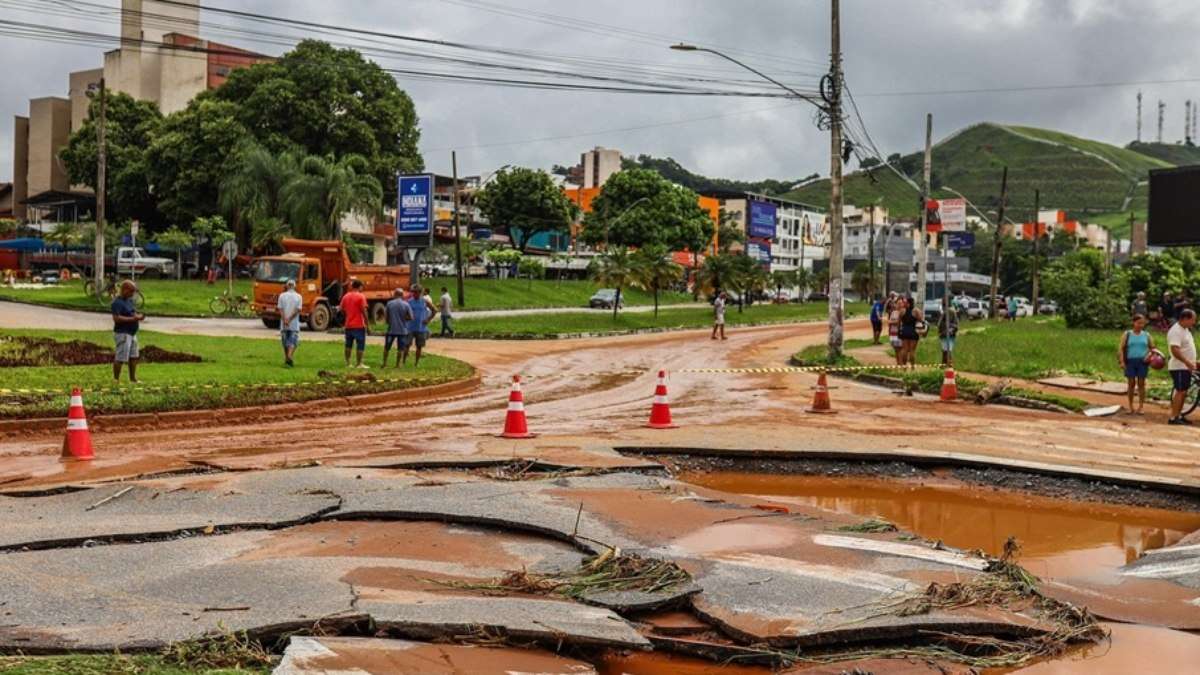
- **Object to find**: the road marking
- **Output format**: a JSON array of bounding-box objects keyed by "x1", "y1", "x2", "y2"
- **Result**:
[{"x1": 812, "y1": 534, "x2": 989, "y2": 571}]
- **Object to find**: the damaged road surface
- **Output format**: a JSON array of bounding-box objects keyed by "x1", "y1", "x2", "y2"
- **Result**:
[{"x1": 0, "y1": 465, "x2": 1107, "y2": 670}]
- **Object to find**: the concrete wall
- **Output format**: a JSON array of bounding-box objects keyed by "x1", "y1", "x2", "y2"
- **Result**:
[
  {"x1": 12, "y1": 116, "x2": 29, "y2": 221},
  {"x1": 157, "y1": 44, "x2": 207, "y2": 115},
  {"x1": 26, "y1": 98, "x2": 71, "y2": 197},
  {"x1": 69, "y1": 69, "x2": 104, "y2": 134},
  {"x1": 121, "y1": 0, "x2": 199, "y2": 43}
]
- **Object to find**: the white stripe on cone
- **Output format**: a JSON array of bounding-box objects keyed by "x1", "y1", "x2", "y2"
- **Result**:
[
  {"x1": 69, "y1": 395, "x2": 83, "y2": 407},
  {"x1": 653, "y1": 395, "x2": 669, "y2": 405},
  {"x1": 507, "y1": 401, "x2": 524, "y2": 411},
  {"x1": 66, "y1": 419, "x2": 88, "y2": 431}
]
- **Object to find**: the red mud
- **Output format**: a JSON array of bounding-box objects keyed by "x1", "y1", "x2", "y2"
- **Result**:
[
  {"x1": 0, "y1": 335, "x2": 199, "y2": 367},
  {"x1": 1006, "y1": 622, "x2": 1200, "y2": 674},
  {"x1": 299, "y1": 637, "x2": 596, "y2": 674}
]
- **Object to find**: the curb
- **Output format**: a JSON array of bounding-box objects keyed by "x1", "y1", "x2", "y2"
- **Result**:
[
  {"x1": 0, "y1": 375, "x2": 483, "y2": 438},
  {"x1": 456, "y1": 313, "x2": 864, "y2": 341}
]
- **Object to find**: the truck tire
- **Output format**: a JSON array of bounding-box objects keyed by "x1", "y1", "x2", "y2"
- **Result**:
[
  {"x1": 369, "y1": 301, "x2": 387, "y2": 327},
  {"x1": 261, "y1": 316, "x2": 281, "y2": 329},
  {"x1": 309, "y1": 303, "x2": 332, "y2": 332}
]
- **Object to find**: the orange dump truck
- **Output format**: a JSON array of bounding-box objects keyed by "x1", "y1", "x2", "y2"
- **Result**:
[{"x1": 252, "y1": 238, "x2": 409, "y2": 331}]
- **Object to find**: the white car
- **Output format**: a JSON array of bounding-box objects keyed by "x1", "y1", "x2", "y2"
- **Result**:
[{"x1": 961, "y1": 300, "x2": 989, "y2": 320}]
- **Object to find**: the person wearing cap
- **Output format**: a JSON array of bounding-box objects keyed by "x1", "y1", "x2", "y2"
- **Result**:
[
  {"x1": 277, "y1": 279, "x2": 303, "y2": 367},
  {"x1": 111, "y1": 279, "x2": 144, "y2": 383},
  {"x1": 404, "y1": 284, "x2": 438, "y2": 366}
]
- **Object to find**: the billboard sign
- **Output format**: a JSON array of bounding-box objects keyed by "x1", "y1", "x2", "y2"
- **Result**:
[
  {"x1": 746, "y1": 237, "x2": 771, "y2": 270},
  {"x1": 925, "y1": 198, "x2": 966, "y2": 233},
  {"x1": 396, "y1": 174, "x2": 434, "y2": 247},
  {"x1": 748, "y1": 199, "x2": 777, "y2": 239},
  {"x1": 945, "y1": 231, "x2": 975, "y2": 251},
  {"x1": 1149, "y1": 166, "x2": 1200, "y2": 246}
]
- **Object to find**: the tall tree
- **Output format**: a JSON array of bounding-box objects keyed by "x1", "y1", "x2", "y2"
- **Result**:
[
  {"x1": 153, "y1": 226, "x2": 194, "y2": 279},
  {"x1": 219, "y1": 142, "x2": 301, "y2": 247},
  {"x1": 283, "y1": 154, "x2": 383, "y2": 240},
  {"x1": 475, "y1": 168, "x2": 578, "y2": 252},
  {"x1": 582, "y1": 168, "x2": 711, "y2": 251},
  {"x1": 212, "y1": 39, "x2": 422, "y2": 201},
  {"x1": 633, "y1": 245, "x2": 683, "y2": 318},
  {"x1": 60, "y1": 92, "x2": 164, "y2": 228}
]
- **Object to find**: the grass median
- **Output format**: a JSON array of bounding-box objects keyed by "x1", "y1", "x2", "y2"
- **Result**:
[
  {"x1": 0, "y1": 329, "x2": 474, "y2": 420},
  {"x1": 429, "y1": 276, "x2": 693, "y2": 310},
  {"x1": 0, "y1": 278, "x2": 253, "y2": 317},
  {"x1": 447, "y1": 301, "x2": 867, "y2": 338}
]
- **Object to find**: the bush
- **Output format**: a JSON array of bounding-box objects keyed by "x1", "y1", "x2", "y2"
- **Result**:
[{"x1": 1043, "y1": 250, "x2": 1128, "y2": 329}]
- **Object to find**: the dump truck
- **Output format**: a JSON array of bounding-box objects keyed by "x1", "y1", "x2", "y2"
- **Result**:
[{"x1": 252, "y1": 238, "x2": 410, "y2": 331}]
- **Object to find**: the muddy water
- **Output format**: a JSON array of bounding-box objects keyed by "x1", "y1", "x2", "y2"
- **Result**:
[{"x1": 677, "y1": 471, "x2": 1200, "y2": 580}]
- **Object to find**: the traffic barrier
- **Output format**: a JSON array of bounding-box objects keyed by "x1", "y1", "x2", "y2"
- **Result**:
[
  {"x1": 61, "y1": 388, "x2": 95, "y2": 461},
  {"x1": 645, "y1": 370, "x2": 678, "y2": 429},
  {"x1": 806, "y1": 371, "x2": 837, "y2": 414},
  {"x1": 940, "y1": 368, "x2": 959, "y2": 402},
  {"x1": 499, "y1": 375, "x2": 536, "y2": 439}
]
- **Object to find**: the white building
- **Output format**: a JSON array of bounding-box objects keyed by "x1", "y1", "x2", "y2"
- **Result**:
[{"x1": 701, "y1": 191, "x2": 828, "y2": 272}]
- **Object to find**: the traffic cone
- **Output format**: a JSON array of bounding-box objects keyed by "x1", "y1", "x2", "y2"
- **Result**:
[
  {"x1": 940, "y1": 368, "x2": 959, "y2": 402},
  {"x1": 62, "y1": 388, "x2": 95, "y2": 461},
  {"x1": 806, "y1": 371, "x2": 837, "y2": 414},
  {"x1": 646, "y1": 370, "x2": 679, "y2": 429},
  {"x1": 499, "y1": 375, "x2": 537, "y2": 439}
]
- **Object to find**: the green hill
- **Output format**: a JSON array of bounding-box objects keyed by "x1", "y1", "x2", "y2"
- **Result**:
[
  {"x1": 1126, "y1": 141, "x2": 1200, "y2": 166},
  {"x1": 620, "y1": 154, "x2": 814, "y2": 196},
  {"x1": 784, "y1": 123, "x2": 1173, "y2": 235}
]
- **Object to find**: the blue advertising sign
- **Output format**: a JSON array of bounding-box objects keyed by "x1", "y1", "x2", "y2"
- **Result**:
[
  {"x1": 746, "y1": 237, "x2": 772, "y2": 270},
  {"x1": 748, "y1": 200, "x2": 777, "y2": 239},
  {"x1": 946, "y1": 231, "x2": 975, "y2": 251},
  {"x1": 397, "y1": 174, "x2": 433, "y2": 244}
]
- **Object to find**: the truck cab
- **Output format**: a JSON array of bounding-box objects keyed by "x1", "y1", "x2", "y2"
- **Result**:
[
  {"x1": 116, "y1": 246, "x2": 174, "y2": 278},
  {"x1": 252, "y1": 254, "x2": 334, "y2": 331}
]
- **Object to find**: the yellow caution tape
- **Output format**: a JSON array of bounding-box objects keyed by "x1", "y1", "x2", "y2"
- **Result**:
[{"x1": 680, "y1": 364, "x2": 940, "y2": 374}]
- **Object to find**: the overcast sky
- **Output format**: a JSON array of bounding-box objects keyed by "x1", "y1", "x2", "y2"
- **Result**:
[{"x1": 3, "y1": 0, "x2": 1200, "y2": 186}]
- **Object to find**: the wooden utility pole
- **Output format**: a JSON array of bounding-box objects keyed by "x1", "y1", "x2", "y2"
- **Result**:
[
  {"x1": 867, "y1": 206, "x2": 876, "y2": 300},
  {"x1": 916, "y1": 113, "x2": 932, "y2": 303},
  {"x1": 989, "y1": 167, "x2": 1008, "y2": 320},
  {"x1": 94, "y1": 78, "x2": 107, "y2": 294},
  {"x1": 826, "y1": 0, "x2": 845, "y2": 358},
  {"x1": 451, "y1": 151, "x2": 465, "y2": 307},
  {"x1": 1031, "y1": 189, "x2": 1040, "y2": 314}
]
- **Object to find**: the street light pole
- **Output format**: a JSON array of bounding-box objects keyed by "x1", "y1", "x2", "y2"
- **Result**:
[
  {"x1": 826, "y1": 0, "x2": 845, "y2": 357},
  {"x1": 94, "y1": 78, "x2": 106, "y2": 294}
]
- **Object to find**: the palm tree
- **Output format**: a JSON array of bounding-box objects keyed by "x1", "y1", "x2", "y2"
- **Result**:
[
  {"x1": 744, "y1": 265, "x2": 771, "y2": 311},
  {"x1": 794, "y1": 267, "x2": 813, "y2": 302},
  {"x1": 219, "y1": 143, "x2": 301, "y2": 247},
  {"x1": 696, "y1": 252, "x2": 737, "y2": 298},
  {"x1": 283, "y1": 154, "x2": 382, "y2": 240},
  {"x1": 771, "y1": 269, "x2": 798, "y2": 302},
  {"x1": 633, "y1": 245, "x2": 683, "y2": 318},
  {"x1": 590, "y1": 248, "x2": 637, "y2": 321},
  {"x1": 250, "y1": 217, "x2": 289, "y2": 254}
]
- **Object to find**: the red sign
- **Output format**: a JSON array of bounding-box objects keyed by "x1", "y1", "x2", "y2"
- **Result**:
[{"x1": 925, "y1": 199, "x2": 943, "y2": 234}]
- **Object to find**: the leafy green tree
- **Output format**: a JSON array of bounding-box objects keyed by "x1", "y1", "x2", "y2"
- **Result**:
[
  {"x1": 283, "y1": 154, "x2": 382, "y2": 240},
  {"x1": 517, "y1": 256, "x2": 546, "y2": 289},
  {"x1": 581, "y1": 168, "x2": 710, "y2": 252},
  {"x1": 191, "y1": 215, "x2": 234, "y2": 248},
  {"x1": 219, "y1": 142, "x2": 301, "y2": 246},
  {"x1": 211, "y1": 39, "x2": 422, "y2": 201},
  {"x1": 632, "y1": 245, "x2": 683, "y2": 318},
  {"x1": 743, "y1": 264, "x2": 771, "y2": 310},
  {"x1": 770, "y1": 269, "x2": 797, "y2": 299},
  {"x1": 851, "y1": 262, "x2": 874, "y2": 300},
  {"x1": 43, "y1": 221, "x2": 82, "y2": 250},
  {"x1": 697, "y1": 252, "x2": 737, "y2": 298},
  {"x1": 486, "y1": 248, "x2": 522, "y2": 278},
  {"x1": 60, "y1": 92, "x2": 164, "y2": 228},
  {"x1": 251, "y1": 217, "x2": 289, "y2": 254},
  {"x1": 794, "y1": 267, "x2": 814, "y2": 300},
  {"x1": 153, "y1": 226, "x2": 194, "y2": 279},
  {"x1": 1043, "y1": 249, "x2": 1127, "y2": 329},
  {"x1": 589, "y1": 248, "x2": 637, "y2": 321},
  {"x1": 715, "y1": 208, "x2": 746, "y2": 254},
  {"x1": 476, "y1": 168, "x2": 577, "y2": 253}
]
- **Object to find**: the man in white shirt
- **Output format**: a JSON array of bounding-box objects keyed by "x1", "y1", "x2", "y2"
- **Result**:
[
  {"x1": 277, "y1": 279, "x2": 303, "y2": 367},
  {"x1": 1167, "y1": 308, "x2": 1197, "y2": 425},
  {"x1": 711, "y1": 291, "x2": 727, "y2": 341},
  {"x1": 439, "y1": 286, "x2": 454, "y2": 337}
]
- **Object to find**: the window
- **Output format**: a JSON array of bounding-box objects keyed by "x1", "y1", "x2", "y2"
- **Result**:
[{"x1": 305, "y1": 264, "x2": 319, "y2": 282}]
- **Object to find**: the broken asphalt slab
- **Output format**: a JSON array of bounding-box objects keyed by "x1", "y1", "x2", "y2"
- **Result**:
[{"x1": 274, "y1": 636, "x2": 598, "y2": 675}]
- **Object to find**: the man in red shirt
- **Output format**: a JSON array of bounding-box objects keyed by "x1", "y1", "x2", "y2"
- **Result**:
[{"x1": 339, "y1": 279, "x2": 369, "y2": 368}]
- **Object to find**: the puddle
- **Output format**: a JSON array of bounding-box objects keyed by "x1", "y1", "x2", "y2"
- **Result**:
[
  {"x1": 1007, "y1": 622, "x2": 1200, "y2": 673},
  {"x1": 677, "y1": 471, "x2": 1200, "y2": 580}
]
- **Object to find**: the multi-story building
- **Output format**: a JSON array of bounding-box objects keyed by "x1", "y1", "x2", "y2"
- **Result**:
[
  {"x1": 10, "y1": 0, "x2": 267, "y2": 222},
  {"x1": 580, "y1": 147, "x2": 622, "y2": 189},
  {"x1": 701, "y1": 191, "x2": 828, "y2": 272}
]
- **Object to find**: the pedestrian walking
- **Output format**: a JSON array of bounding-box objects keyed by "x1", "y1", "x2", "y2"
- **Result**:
[
  {"x1": 277, "y1": 279, "x2": 302, "y2": 367},
  {"x1": 382, "y1": 288, "x2": 413, "y2": 368},
  {"x1": 887, "y1": 294, "x2": 903, "y2": 364},
  {"x1": 404, "y1": 284, "x2": 438, "y2": 366},
  {"x1": 1120, "y1": 313, "x2": 1155, "y2": 415},
  {"x1": 869, "y1": 295, "x2": 884, "y2": 344},
  {"x1": 439, "y1": 286, "x2": 455, "y2": 337},
  {"x1": 1006, "y1": 295, "x2": 1019, "y2": 322},
  {"x1": 1167, "y1": 308, "x2": 1197, "y2": 425},
  {"x1": 1131, "y1": 291, "x2": 1148, "y2": 319},
  {"x1": 711, "y1": 291, "x2": 727, "y2": 341},
  {"x1": 111, "y1": 280, "x2": 143, "y2": 383},
  {"x1": 1160, "y1": 292, "x2": 1176, "y2": 327},
  {"x1": 339, "y1": 279, "x2": 369, "y2": 369},
  {"x1": 897, "y1": 296, "x2": 924, "y2": 367},
  {"x1": 938, "y1": 297, "x2": 958, "y2": 367}
]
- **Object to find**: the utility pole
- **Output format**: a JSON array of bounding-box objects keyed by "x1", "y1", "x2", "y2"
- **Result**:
[
  {"x1": 826, "y1": 0, "x2": 845, "y2": 358},
  {"x1": 867, "y1": 206, "x2": 876, "y2": 300},
  {"x1": 451, "y1": 151, "x2": 465, "y2": 308},
  {"x1": 1158, "y1": 100, "x2": 1165, "y2": 143},
  {"x1": 988, "y1": 167, "x2": 1008, "y2": 320},
  {"x1": 1031, "y1": 189, "x2": 1040, "y2": 315},
  {"x1": 916, "y1": 113, "x2": 932, "y2": 303},
  {"x1": 1136, "y1": 90, "x2": 1142, "y2": 143},
  {"x1": 94, "y1": 78, "x2": 107, "y2": 295},
  {"x1": 1187, "y1": 101, "x2": 1193, "y2": 146}
]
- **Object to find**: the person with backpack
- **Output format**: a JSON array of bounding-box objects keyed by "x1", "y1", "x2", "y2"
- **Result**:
[{"x1": 1120, "y1": 313, "x2": 1156, "y2": 415}]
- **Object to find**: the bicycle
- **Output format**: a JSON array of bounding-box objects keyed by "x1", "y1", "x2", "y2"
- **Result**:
[
  {"x1": 210, "y1": 289, "x2": 253, "y2": 317},
  {"x1": 83, "y1": 276, "x2": 144, "y2": 309},
  {"x1": 1182, "y1": 373, "x2": 1200, "y2": 418}
]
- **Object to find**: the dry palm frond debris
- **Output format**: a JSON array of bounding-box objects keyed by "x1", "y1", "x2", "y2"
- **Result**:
[
  {"x1": 445, "y1": 547, "x2": 692, "y2": 600},
  {"x1": 835, "y1": 517, "x2": 898, "y2": 533}
]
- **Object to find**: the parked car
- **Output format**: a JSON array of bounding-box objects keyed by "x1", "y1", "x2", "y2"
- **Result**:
[
  {"x1": 771, "y1": 289, "x2": 797, "y2": 303},
  {"x1": 1038, "y1": 300, "x2": 1059, "y2": 315},
  {"x1": 923, "y1": 299, "x2": 943, "y2": 324},
  {"x1": 589, "y1": 289, "x2": 625, "y2": 309},
  {"x1": 962, "y1": 300, "x2": 989, "y2": 320}
]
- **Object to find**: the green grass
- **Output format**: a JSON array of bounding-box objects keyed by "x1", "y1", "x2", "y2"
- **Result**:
[
  {"x1": 1127, "y1": 141, "x2": 1200, "y2": 166},
  {"x1": 446, "y1": 302, "x2": 866, "y2": 338},
  {"x1": 429, "y1": 277, "x2": 693, "y2": 311},
  {"x1": 0, "y1": 654, "x2": 266, "y2": 674},
  {"x1": 0, "y1": 329, "x2": 474, "y2": 419},
  {"x1": 0, "y1": 279, "x2": 253, "y2": 317},
  {"x1": 1004, "y1": 126, "x2": 1170, "y2": 177}
]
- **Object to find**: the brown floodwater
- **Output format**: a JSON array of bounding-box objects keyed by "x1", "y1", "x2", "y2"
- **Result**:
[{"x1": 677, "y1": 471, "x2": 1200, "y2": 580}]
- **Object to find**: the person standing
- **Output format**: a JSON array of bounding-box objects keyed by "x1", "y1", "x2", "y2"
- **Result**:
[
  {"x1": 111, "y1": 280, "x2": 144, "y2": 383},
  {"x1": 405, "y1": 284, "x2": 438, "y2": 366},
  {"x1": 1160, "y1": 292, "x2": 1176, "y2": 326},
  {"x1": 1120, "y1": 314, "x2": 1155, "y2": 415},
  {"x1": 1167, "y1": 308, "x2": 1197, "y2": 425},
  {"x1": 339, "y1": 279, "x2": 369, "y2": 369},
  {"x1": 1131, "y1": 291, "x2": 1148, "y2": 319},
  {"x1": 869, "y1": 295, "x2": 884, "y2": 344},
  {"x1": 438, "y1": 286, "x2": 455, "y2": 337},
  {"x1": 711, "y1": 291, "x2": 727, "y2": 341},
  {"x1": 277, "y1": 279, "x2": 303, "y2": 367},
  {"x1": 898, "y1": 296, "x2": 923, "y2": 367},
  {"x1": 938, "y1": 297, "x2": 958, "y2": 367},
  {"x1": 382, "y1": 288, "x2": 413, "y2": 368},
  {"x1": 887, "y1": 294, "x2": 903, "y2": 364},
  {"x1": 1006, "y1": 295, "x2": 1019, "y2": 322}
]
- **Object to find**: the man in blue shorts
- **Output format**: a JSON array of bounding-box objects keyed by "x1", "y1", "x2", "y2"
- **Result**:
[
  {"x1": 339, "y1": 279, "x2": 369, "y2": 369},
  {"x1": 382, "y1": 288, "x2": 413, "y2": 368},
  {"x1": 111, "y1": 280, "x2": 144, "y2": 383},
  {"x1": 404, "y1": 284, "x2": 437, "y2": 366},
  {"x1": 1168, "y1": 308, "x2": 1197, "y2": 425}
]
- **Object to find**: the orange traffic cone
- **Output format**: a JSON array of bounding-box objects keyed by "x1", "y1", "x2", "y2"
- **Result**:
[
  {"x1": 806, "y1": 371, "x2": 837, "y2": 414},
  {"x1": 940, "y1": 368, "x2": 959, "y2": 402},
  {"x1": 646, "y1": 370, "x2": 679, "y2": 429},
  {"x1": 62, "y1": 388, "x2": 95, "y2": 461},
  {"x1": 499, "y1": 375, "x2": 537, "y2": 439}
]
